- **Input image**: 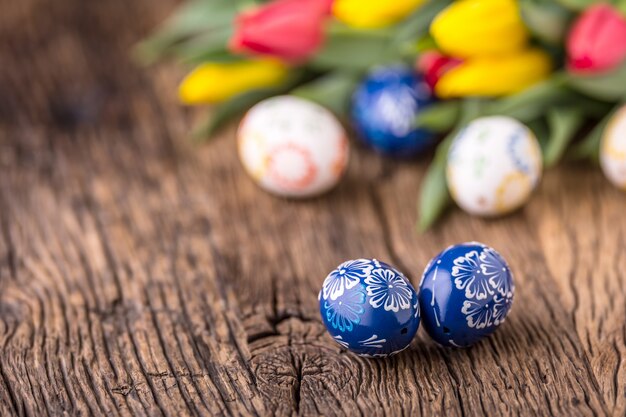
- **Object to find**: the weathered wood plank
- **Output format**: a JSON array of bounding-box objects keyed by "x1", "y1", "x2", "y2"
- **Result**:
[{"x1": 0, "y1": 0, "x2": 624, "y2": 415}]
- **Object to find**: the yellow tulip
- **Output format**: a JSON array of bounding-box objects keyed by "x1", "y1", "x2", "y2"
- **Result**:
[
  {"x1": 333, "y1": 0, "x2": 427, "y2": 29},
  {"x1": 430, "y1": 0, "x2": 528, "y2": 58},
  {"x1": 179, "y1": 59, "x2": 289, "y2": 105},
  {"x1": 435, "y1": 48, "x2": 552, "y2": 98}
]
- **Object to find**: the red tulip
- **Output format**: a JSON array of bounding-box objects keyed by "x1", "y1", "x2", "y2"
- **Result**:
[
  {"x1": 416, "y1": 50, "x2": 462, "y2": 91},
  {"x1": 567, "y1": 3, "x2": 626, "y2": 73},
  {"x1": 229, "y1": 0, "x2": 332, "y2": 62}
]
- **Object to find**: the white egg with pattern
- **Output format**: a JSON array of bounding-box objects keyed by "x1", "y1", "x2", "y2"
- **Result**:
[
  {"x1": 237, "y1": 96, "x2": 349, "y2": 198},
  {"x1": 446, "y1": 116, "x2": 542, "y2": 217}
]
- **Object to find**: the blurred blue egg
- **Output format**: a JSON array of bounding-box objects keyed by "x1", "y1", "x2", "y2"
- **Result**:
[{"x1": 351, "y1": 66, "x2": 436, "y2": 157}]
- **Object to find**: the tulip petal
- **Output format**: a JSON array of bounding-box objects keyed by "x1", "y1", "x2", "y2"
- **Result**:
[
  {"x1": 435, "y1": 49, "x2": 552, "y2": 98},
  {"x1": 333, "y1": 0, "x2": 427, "y2": 29},
  {"x1": 430, "y1": 0, "x2": 528, "y2": 57},
  {"x1": 179, "y1": 59, "x2": 288, "y2": 104},
  {"x1": 567, "y1": 4, "x2": 626, "y2": 73},
  {"x1": 229, "y1": 0, "x2": 329, "y2": 61}
]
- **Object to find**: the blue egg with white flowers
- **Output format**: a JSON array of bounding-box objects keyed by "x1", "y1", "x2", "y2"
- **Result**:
[
  {"x1": 419, "y1": 242, "x2": 514, "y2": 348},
  {"x1": 351, "y1": 65, "x2": 436, "y2": 157},
  {"x1": 319, "y1": 259, "x2": 420, "y2": 357}
]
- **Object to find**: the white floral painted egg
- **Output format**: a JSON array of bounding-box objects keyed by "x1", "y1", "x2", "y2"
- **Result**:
[
  {"x1": 446, "y1": 116, "x2": 543, "y2": 217},
  {"x1": 600, "y1": 105, "x2": 626, "y2": 190},
  {"x1": 237, "y1": 96, "x2": 349, "y2": 198}
]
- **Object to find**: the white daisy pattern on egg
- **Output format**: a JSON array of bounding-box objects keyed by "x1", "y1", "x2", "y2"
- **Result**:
[
  {"x1": 364, "y1": 268, "x2": 413, "y2": 312},
  {"x1": 451, "y1": 250, "x2": 492, "y2": 300},
  {"x1": 480, "y1": 248, "x2": 514, "y2": 298},
  {"x1": 454, "y1": 247, "x2": 514, "y2": 331},
  {"x1": 461, "y1": 299, "x2": 494, "y2": 329},
  {"x1": 492, "y1": 295, "x2": 513, "y2": 326},
  {"x1": 322, "y1": 259, "x2": 373, "y2": 300},
  {"x1": 324, "y1": 289, "x2": 366, "y2": 332}
]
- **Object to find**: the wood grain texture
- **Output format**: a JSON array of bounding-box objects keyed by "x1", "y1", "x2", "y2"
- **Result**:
[{"x1": 0, "y1": 0, "x2": 625, "y2": 415}]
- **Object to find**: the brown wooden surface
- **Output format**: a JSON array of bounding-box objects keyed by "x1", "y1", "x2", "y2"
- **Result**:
[{"x1": 1, "y1": 0, "x2": 625, "y2": 415}]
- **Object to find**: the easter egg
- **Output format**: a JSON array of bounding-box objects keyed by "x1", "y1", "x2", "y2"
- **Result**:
[
  {"x1": 319, "y1": 259, "x2": 420, "y2": 357},
  {"x1": 446, "y1": 116, "x2": 542, "y2": 217},
  {"x1": 237, "y1": 96, "x2": 349, "y2": 198},
  {"x1": 419, "y1": 242, "x2": 514, "y2": 347},
  {"x1": 600, "y1": 105, "x2": 626, "y2": 190},
  {"x1": 351, "y1": 66, "x2": 436, "y2": 157}
]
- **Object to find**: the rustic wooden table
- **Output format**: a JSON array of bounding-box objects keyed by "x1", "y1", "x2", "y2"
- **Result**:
[{"x1": 1, "y1": 0, "x2": 625, "y2": 415}]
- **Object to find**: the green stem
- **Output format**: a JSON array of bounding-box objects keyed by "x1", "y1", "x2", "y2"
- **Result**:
[
  {"x1": 543, "y1": 108, "x2": 584, "y2": 167},
  {"x1": 569, "y1": 102, "x2": 624, "y2": 162},
  {"x1": 417, "y1": 99, "x2": 486, "y2": 232}
]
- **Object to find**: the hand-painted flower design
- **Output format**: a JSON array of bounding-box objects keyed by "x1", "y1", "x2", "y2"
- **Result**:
[
  {"x1": 364, "y1": 268, "x2": 412, "y2": 312},
  {"x1": 332, "y1": 335, "x2": 350, "y2": 349},
  {"x1": 359, "y1": 334, "x2": 386, "y2": 349},
  {"x1": 492, "y1": 295, "x2": 513, "y2": 326},
  {"x1": 267, "y1": 143, "x2": 317, "y2": 191},
  {"x1": 451, "y1": 250, "x2": 491, "y2": 300},
  {"x1": 507, "y1": 128, "x2": 533, "y2": 175},
  {"x1": 324, "y1": 289, "x2": 366, "y2": 332},
  {"x1": 461, "y1": 299, "x2": 494, "y2": 329},
  {"x1": 480, "y1": 248, "x2": 514, "y2": 298},
  {"x1": 359, "y1": 343, "x2": 410, "y2": 358},
  {"x1": 322, "y1": 259, "x2": 373, "y2": 300}
]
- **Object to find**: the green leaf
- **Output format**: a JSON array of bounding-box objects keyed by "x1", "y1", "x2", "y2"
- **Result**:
[
  {"x1": 570, "y1": 104, "x2": 623, "y2": 161},
  {"x1": 553, "y1": 0, "x2": 597, "y2": 11},
  {"x1": 567, "y1": 62, "x2": 626, "y2": 102},
  {"x1": 417, "y1": 99, "x2": 485, "y2": 231},
  {"x1": 134, "y1": 0, "x2": 237, "y2": 65},
  {"x1": 485, "y1": 74, "x2": 570, "y2": 122},
  {"x1": 417, "y1": 147, "x2": 451, "y2": 232},
  {"x1": 180, "y1": 48, "x2": 243, "y2": 65},
  {"x1": 291, "y1": 72, "x2": 359, "y2": 116},
  {"x1": 392, "y1": 0, "x2": 452, "y2": 44},
  {"x1": 190, "y1": 88, "x2": 279, "y2": 140},
  {"x1": 414, "y1": 101, "x2": 460, "y2": 133},
  {"x1": 309, "y1": 30, "x2": 398, "y2": 72},
  {"x1": 543, "y1": 107, "x2": 584, "y2": 167},
  {"x1": 414, "y1": 35, "x2": 438, "y2": 54},
  {"x1": 616, "y1": 0, "x2": 626, "y2": 15},
  {"x1": 567, "y1": 95, "x2": 615, "y2": 118},
  {"x1": 171, "y1": 26, "x2": 235, "y2": 64},
  {"x1": 528, "y1": 118, "x2": 549, "y2": 149},
  {"x1": 519, "y1": 0, "x2": 572, "y2": 44},
  {"x1": 326, "y1": 22, "x2": 394, "y2": 38}
]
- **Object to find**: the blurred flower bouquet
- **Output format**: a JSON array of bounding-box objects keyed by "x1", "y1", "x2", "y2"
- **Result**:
[{"x1": 137, "y1": 0, "x2": 626, "y2": 230}]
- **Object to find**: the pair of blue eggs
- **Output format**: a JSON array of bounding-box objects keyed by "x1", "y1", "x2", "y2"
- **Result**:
[{"x1": 318, "y1": 242, "x2": 515, "y2": 357}]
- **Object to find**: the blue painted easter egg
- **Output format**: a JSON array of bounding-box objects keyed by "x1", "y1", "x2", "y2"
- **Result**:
[
  {"x1": 419, "y1": 243, "x2": 514, "y2": 347},
  {"x1": 351, "y1": 65, "x2": 435, "y2": 157},
  {"x1": 319, "y1": 259, "x2": 420, "y2": 357}
]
